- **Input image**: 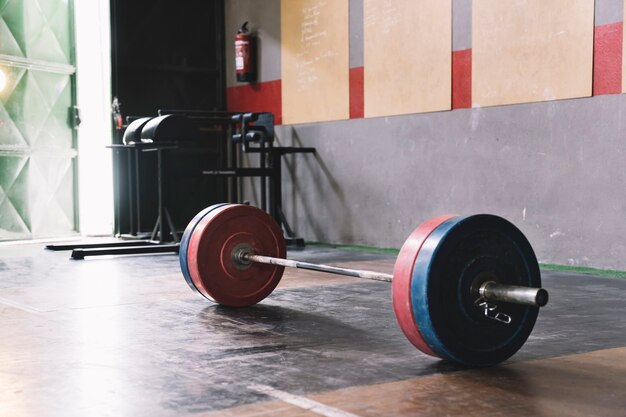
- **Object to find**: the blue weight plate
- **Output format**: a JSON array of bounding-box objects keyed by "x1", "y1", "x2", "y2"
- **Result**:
[
  {"x1": 179, "y1": 203, "x2": 230, "y2": 294},
  {"x1": 392, "y1": 214, "x2": 457, "y2": 358},
  {"x1": 410, "y1": 215, "x2": 541, "y2": 367}
]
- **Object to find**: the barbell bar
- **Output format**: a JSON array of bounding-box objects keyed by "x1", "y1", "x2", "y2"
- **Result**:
[
  {"x1": 235, "y1": 252, "x2": 548, "y2": 307},
  {"x1": 180, "y1": 203, "x2": 549, "y2": 367}
]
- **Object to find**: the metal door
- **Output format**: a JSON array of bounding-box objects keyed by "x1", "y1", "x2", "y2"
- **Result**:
[{"x1": 0, "y1": 0, "x2": 77, "y2": 240}]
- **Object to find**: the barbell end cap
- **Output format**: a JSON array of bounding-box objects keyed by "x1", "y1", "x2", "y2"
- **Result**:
[{"x1": 535, "y1": 288, "x2": 549, "y2": 307}]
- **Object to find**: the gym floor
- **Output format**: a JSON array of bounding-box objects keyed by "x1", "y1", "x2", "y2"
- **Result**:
[{"x1": 1, "y1": 244, "x2": 625, "y2": 417}]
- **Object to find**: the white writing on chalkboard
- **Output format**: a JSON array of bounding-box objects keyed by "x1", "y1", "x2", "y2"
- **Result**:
[
  {"x1": 364, "y1": 0, "x2": 400, "y2": 35},
  {"x1": 293, "y1": 0, "x2": 340, "y2": 91}
]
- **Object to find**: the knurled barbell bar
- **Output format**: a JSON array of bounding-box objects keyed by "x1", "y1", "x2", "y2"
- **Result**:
[
  {"x1": 234, "y1": 253, "x2": 547, "y2": 307},
  {"x1": 180, "y1": 203, "x2": 549, "y2": 367}
]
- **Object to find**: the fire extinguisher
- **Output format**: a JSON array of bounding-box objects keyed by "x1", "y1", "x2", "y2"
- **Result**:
[{"x1": 235, "y1": 21, "x2": 257, "y2": 83}]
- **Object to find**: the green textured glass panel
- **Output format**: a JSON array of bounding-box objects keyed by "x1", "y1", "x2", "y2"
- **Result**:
[
  {"x1": 24, "y1": 0, "x2": 69, "y2": 64},
  {"x1": 36, "y1": 79, "x2": 72, "y2": 149},
  {"x1": 21, "y1": 0, "x2": 46, "y2": 58},
  {"x1": 0, "y1": 102, "x2": 27, "y2": 146},
  {"x1": 0, "y1": 0, "x2": 71, "y2": 63},
  {"x1": 55, "y1": 159, "x2": 74, "y2": 228},
  {"x1": 4, "y1": 70, "x2": 49, "y2": 146},
  {"x1": 0, "y1": 66, "x2": 25, "y2": 105},
  {"x1": 29, "y1": 154, "x2": 73, "y2": 235},
  {"x1": 29, "y1": 23, "x2": 69, "y2": 64},
  {"x1": 0, "y1": 16, "x2": 24, "y2": 56},
  {"x1": 29, "y1": 69, "x2": 66, "y2": 108},
  {"x1": 0, "y1": 198, "x2": 30, "y2": 238},
  {"x1": 0, "y1": 0, "x2": 25, "y2": 57},
  {"x1": 0, "y1": 66, "x2": 29, "y2": 147},
  {"x1": 0, "y1": 154, "x2": 26, "y2": 191},
  {"x1": 38, "y1": 0, "x2": 71, "y2": 63},
  {"x1": 5, "y1": 156, "x2": 29, "y2": 228},
  {"x1": 0, "y1": 0, "x2": 76, "y2": 240},
  {"x1": 35, "y1": 0, "x2": 61, "y2": 21},
  {"x1": 0, "y1": 156, "x2": 30, "y2": 238},
  {"x1": 28, "y1": 70, "x2": 72, "y2": 148}
]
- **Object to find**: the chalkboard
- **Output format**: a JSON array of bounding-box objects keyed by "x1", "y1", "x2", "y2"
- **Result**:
[
  {"x1": 473, "y1": 0, "x2": 594, "y2": 107},
  {"x1": 281, "y1": 0, "x2": 350, "y2": 124},
  {"x1": 363, "y1": 0, "x2": 452, "y2": 117}
]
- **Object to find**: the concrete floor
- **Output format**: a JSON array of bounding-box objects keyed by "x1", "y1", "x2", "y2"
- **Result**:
[{"x1": 0, "y1": 242, "x2": 625, "y2": 416}]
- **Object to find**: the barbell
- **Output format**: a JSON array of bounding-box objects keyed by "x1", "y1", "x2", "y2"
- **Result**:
[{"x1": 179, "y1": 203, "x2": 548, "y2": 367}]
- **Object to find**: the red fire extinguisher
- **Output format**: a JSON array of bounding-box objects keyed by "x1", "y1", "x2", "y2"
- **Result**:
[{"x1": 235, "y1": 21, "x2": 257, "y2": 83}]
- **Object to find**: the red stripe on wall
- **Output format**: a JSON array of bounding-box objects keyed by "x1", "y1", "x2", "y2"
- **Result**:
[
  {"x1": 593, "y1": 22, "x2": 623, "y2": 96},
  {"x1": 226, "y1": 80, "x2": 282, "y2": 124},
  {"x1": 349, "y1": 66, "x2": 364, "y2": 119},
  {"x1": 452, "y1": 49, "x2": 472, "y2": 109}
]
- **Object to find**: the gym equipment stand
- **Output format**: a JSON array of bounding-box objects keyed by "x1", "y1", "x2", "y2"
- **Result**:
[
  {"x1": 203, "y1": 112, "x2": 315, "y2": 247},
  {"x1": 46, "y1": 110, "x2": 233, "y2": 259}
]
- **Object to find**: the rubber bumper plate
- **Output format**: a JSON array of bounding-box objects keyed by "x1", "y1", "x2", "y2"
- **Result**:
[
  {"x1": 392, "y1": 214, "x2": 457, "y2": 357},
  {"x1": 186, "y1": 204, "x2": 286, "y2": 307},
  {"x1": 409, "y1": 214, "x2": 541, "y2": 366},
  {"x1": 179, "y1": 203, "x2": 229, "y2": 294}
]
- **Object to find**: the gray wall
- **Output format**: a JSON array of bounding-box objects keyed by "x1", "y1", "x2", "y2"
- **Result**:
[
  {"x1": 225, "y1": 0, "x2": 626, "y2": 271},
  {"x1": 276, "y1": 98, "x2": 626, "y2": 270}
]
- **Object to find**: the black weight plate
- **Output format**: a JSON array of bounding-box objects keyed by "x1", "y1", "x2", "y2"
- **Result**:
[{"x1": 411, "y1": 215, "x2": 541, "y2": 366}]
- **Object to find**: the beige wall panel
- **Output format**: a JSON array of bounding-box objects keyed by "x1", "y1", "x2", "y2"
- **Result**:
[
  {"x1": 281, "y1": 0, "x2": 349, "y2": 124},
  {"x1": 473, "y1": 0, "x2": 594, "y2": 107},
  {"x1": 363, "y1": 0, "x2": 451, "y2": 118}
]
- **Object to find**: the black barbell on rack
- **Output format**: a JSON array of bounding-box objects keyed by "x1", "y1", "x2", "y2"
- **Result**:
[{"x1": 179, "y1": 204, "x2": 548, "y2": 367}]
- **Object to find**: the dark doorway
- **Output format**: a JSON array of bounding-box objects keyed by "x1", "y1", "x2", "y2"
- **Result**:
[{"x1": 110, "y1": 0, "x2": 227, "y2": 238}]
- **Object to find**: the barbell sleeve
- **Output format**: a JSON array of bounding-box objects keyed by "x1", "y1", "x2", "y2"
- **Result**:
[{"x1": 479, "y1": 281, "x2": 549, "y2": 307}]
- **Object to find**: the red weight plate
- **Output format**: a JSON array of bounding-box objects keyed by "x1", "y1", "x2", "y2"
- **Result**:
[
  {"x1": 392, "y1": 214, "x2": 457, "y2": 357},
  {"x1": 187, "y1": 204, "x2": 286, "y2": 307}
]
